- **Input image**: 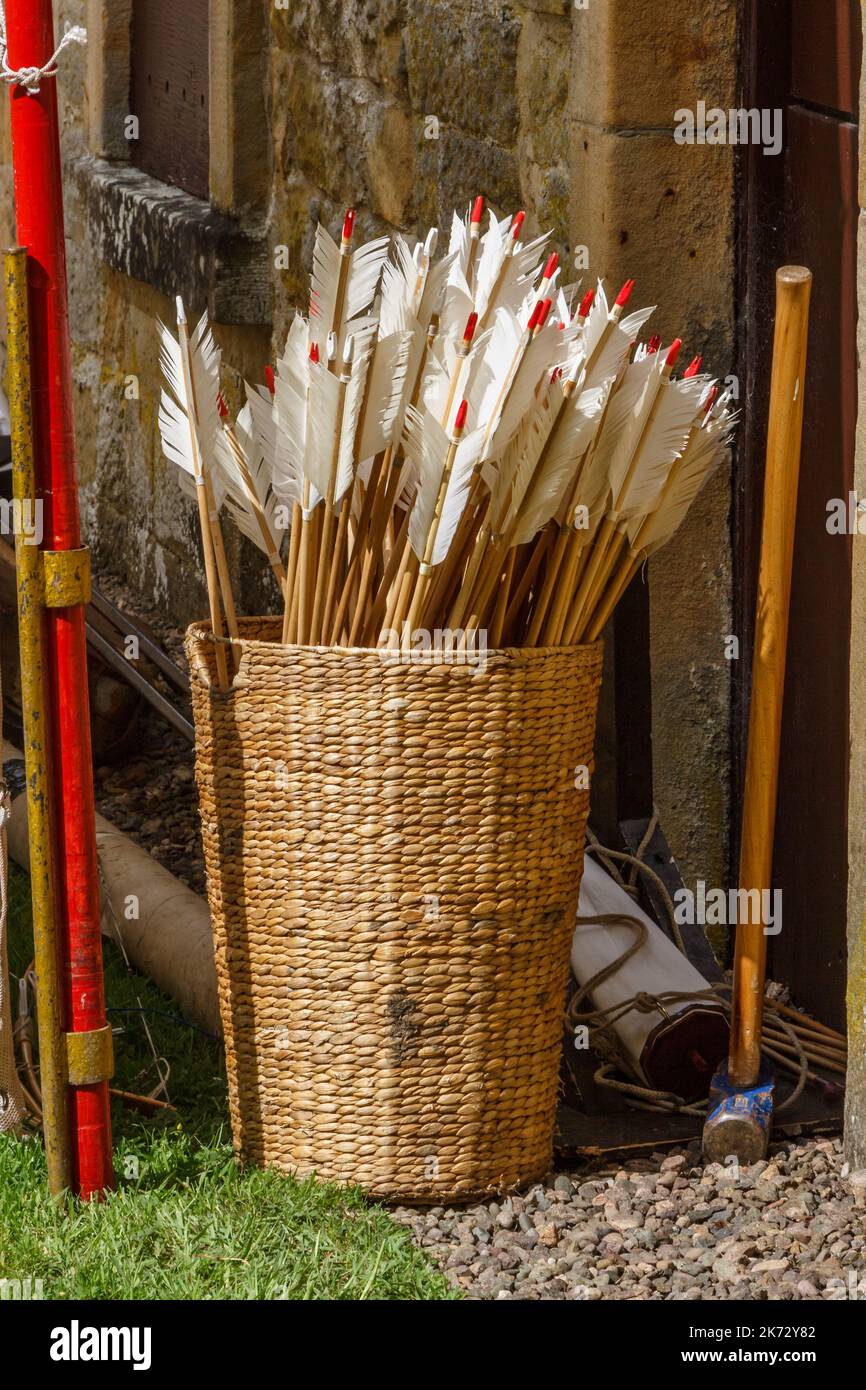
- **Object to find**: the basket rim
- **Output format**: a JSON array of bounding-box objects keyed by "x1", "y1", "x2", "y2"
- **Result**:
[{"x1": 184, "y1": 616, "x2": 603, "y2": 663}]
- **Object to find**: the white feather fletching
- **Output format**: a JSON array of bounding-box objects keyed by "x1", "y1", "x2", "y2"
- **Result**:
[
  {"x1": 379, "y1": 235, "x2": 417, "y2": 338},
  {"x1": 403, "y1": 406, "x2": 485, "y2": 565},
  {"x1": 629, "y1": 414, "x2": 731, "y2": 555},
  {"x1": 268, "y1": 314, "x2": 313, "y2": 509},
  {"x1": 472, "y1": 213, "x2": 548, "y2": 326},
  {"x1": 591, "y1": 354, "x2": 662, "y2": 508},
  {"x1": 617, "y1": 374, "x2": 710, "y2": 521},
  {"x1": 510, "y1": 384, "x2": 609, "y2": 546},
  {"x1": 473, "y1": 209, "x2": 514, "y2": 317},
  {"x1": 388, "y1": 251, "x2": 457, "y2": 439},
  {"x1": 309, "y1": 224, "x2": 390, "y2": 355},
  {"x1": 156, "y1": 213, "x2": 731, "y2": 617},
  {"x1": 356, "y1": 329, "x2": 412, "y2": 460},
  {"x1": 472, "y1": 308, "x2": 524, "y2": 444},
  {"x1": 334, "y1": 327, "x2": 376, "y2": 502},
  {"x1": 303, "y1": 359, "x2": 342, "y2": 502},
  {"x1": 221, "y1": 403, "x2": 283, "y2": 552},
  {"x1": 485, "y1": 321, "x2": 567, "y2": 459},
  {"x1": 583, "y1": 288, "x2": 656, "y2": 390},
  {"x1": 447, "y1": 209, "x2": 471, "y2": 284},
  {"x1": 157, "y1": 309, "x2": 232, "y2": 504}
]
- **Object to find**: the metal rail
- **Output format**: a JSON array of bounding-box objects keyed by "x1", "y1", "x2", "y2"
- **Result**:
[{"x1": 84, "y1": 624, "x2": 194, "y2": 744}]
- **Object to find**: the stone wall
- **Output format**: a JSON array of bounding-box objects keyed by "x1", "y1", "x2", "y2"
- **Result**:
[{"x1": 0, "y1": 0, "x2": 738, "y2": 888}]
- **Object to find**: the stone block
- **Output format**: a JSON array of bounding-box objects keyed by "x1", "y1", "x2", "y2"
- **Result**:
[
  {"x1": 568, "y1": 121, "x2": 734, "y2": 888},
  {"x1": 404, "y1": 0, "x2": 521, "y2": 148},
  {"x1": 280, "y1": 47, "x2": 413, "y2": 223},
  {"x1": 516, "y1": 11, "x2": 572, "y2": 170},
  {"x1": 366, "y1": 100, "x2": 416, "y2": 224},
  {"x1": 270, "y1": 0, "x2": 408, "y2": 94},
  {"x1": 569, "y1": 123, "x2": 735, "y2": 349},
  {"x1": 519, "y1": 0, "x2": 571, "y2": 14},
  {"x1": 412, "y1": 123, "x2": 521, "y2": 229},
  {"x1": 519, "y1": 159, "x2": 570, "y2": 255},
  {"x1": 571, "y1": 0, "x2": 737, "y2": 130}
]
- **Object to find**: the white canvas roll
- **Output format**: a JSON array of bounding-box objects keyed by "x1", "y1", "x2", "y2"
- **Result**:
[{"x1": 572, "y1": 855, "x2": 727, "y2": 1094}]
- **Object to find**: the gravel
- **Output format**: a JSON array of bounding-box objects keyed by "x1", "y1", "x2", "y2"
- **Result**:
[
  {"x1": 94, "y1": 721, "x2": 204, "y2": 895},
  {"x1": 392, "y1": 1138, "x2": 866, "y2": 1301}
]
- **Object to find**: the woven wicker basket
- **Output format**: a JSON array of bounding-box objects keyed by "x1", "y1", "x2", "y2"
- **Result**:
[{"x1": 186, "y1": 617, "x2": 603, "y2": 1201}]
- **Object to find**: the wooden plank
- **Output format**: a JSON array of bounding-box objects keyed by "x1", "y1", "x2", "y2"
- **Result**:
[
  {"x1": 768, "y1": 104, "x2": 858, "y2": 1032},
  {"x1": 555, "y1": 1101, "x2": 841, "y2": 1159},
  {"x1": 612, "y1": 574, "x2": 654, "y2": 823},
  {"x1": 130, "y1": 0, "x2": 210, "y2": 200},
  {"x1": 791, "y1": 0, "x2": 861, "y2": 117},
  {"x1": 556, "y1": 1061, "x2": 844, "y2": 1158},
  {"x1": 555, "y1": 1105, "x2": 701, "y2": 1156},
  {"x1": 586, "y1": 569, "x2": 654, "y2": 854},
  {"x1": 735, "y1": 0, "x2": 792, "y2": 880}
]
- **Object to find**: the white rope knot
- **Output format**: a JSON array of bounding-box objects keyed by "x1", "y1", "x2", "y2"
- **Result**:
[{"x1": 0, "y1": 9, "x2": 86, "y2": 95}]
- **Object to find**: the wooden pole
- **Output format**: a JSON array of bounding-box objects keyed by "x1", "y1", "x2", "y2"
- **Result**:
[
  {"x1": 6, "y1": 0, "x2": 116, "y2": 1194},
  {"x1": 310, "y1": 340, "x2": 353, "y2": 643},
  {"x1": 203, "y1": 477, "x2": 240, "y2": 656},
  {"x1": 220, "y1": 413, "x2": 286, "y2": 596},
  {"x1": 282, "y1": 501, "x2": 302, "y2": 642},
  {"x1": 5, "y1": 245, "x2": 70, "y2": 1195},
  {"x1": 404, "y1": 401, "x2": 468, "y2": 635},
  {"x1": 330, "y1": 448, "x2": 385, "y2": 643},
  {"x1": 175, "y1": 307, "x2": 230, "y2": 687},
  {"x1": 729, "y1": 266, "x2": 812, "y2": 1087}
]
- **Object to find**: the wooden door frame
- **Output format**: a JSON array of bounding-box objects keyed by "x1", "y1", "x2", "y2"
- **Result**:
[
  {"x1": 736, "y1": 0, "x2": 860, "y2": 1027},
  {"x1": 733, "y1": 0, "x2": 792, "y2": 874}
]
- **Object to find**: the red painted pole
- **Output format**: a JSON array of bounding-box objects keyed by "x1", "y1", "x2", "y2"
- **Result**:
[{"x1": 6, "y1": 2, "x2": 114, "y2": 1196}]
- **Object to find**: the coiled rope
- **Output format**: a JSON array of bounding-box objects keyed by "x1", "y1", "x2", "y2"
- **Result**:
[{"x1": 566, "y1": 826, "x2": 824, "y2": 1117}]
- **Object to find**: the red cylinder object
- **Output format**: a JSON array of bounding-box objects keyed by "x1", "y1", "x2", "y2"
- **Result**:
[{"x1": 6, "y1": 1, "x2": 114, "y2": 1196}]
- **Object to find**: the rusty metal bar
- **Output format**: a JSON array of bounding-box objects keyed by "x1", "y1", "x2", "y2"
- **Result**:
[{"x1": 4, "y1": 244, "x2": 70, "y2": 1196}]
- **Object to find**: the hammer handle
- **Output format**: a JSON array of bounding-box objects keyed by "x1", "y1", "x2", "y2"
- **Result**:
[{"x1": 729, "y1": 266, "x2": 812, "y2": 1087}]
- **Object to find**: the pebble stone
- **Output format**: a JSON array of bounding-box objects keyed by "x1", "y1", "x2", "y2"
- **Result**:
[{"x1": 391, "y1": 1137, "x2": 866, "y2": 1301}]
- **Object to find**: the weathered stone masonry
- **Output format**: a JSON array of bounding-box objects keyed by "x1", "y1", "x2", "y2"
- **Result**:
[{"x1": 0, "y1": 0, "x2": 736, "y2": 891}]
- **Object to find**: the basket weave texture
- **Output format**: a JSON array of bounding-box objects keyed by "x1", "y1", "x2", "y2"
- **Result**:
[{"x1": 186, "y1": 617, "x2": 603, "y2": 1201}]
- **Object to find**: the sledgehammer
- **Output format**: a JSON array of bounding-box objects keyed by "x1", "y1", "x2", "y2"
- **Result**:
[{"x1": 703, "y1": 266, "x2": 812, "y2": 1164}]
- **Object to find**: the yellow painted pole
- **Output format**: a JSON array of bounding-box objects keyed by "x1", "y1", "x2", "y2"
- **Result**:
[{"x1": 4, "y1": 245, "x2": 71, "y2": 1195}]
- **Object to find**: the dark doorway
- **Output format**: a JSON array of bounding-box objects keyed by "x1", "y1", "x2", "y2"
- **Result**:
[
  {"x1": 130, "y1": 0, "x2": 210, "y2": 200},
  {"x1": 738, "y1": 0, "x2": 861, "y2": 1030}
]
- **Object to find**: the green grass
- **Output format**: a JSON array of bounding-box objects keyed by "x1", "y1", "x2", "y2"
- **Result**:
[{"x1": 0, "y1": 864, "x2": 455, "y2": 1301}]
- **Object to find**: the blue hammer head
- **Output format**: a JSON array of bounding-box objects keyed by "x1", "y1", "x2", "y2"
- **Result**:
[{"x1": 701, "y1": 1062, "x2": 775, "y2": 1164}]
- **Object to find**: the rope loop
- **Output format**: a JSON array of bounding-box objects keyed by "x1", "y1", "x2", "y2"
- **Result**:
[
  {"x1": 567, "y1": 826, "x2": 814, "y2": 1117},
  {"x1": 0, "y1": 6, "x2": 86, "y2": 95}
]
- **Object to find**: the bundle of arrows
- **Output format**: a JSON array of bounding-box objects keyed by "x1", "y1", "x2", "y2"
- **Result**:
[{"x1": 158, "y1": 199, "x2": 735, "y2": 684}]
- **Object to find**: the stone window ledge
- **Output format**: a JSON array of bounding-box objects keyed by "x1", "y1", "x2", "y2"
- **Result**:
[{"x1": 73, "y1": 156, "x2": 271, "y2": 327}]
